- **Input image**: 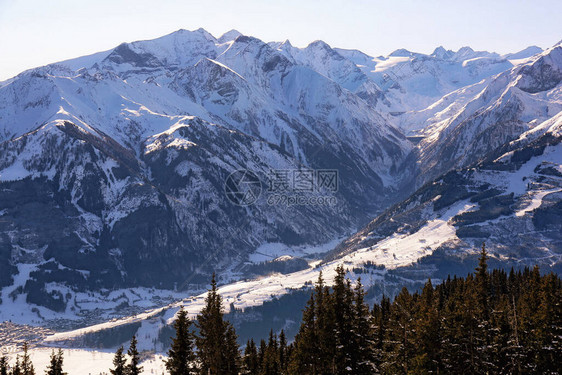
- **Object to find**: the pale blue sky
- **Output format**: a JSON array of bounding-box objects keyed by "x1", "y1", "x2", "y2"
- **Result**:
[{"x1": 1, "y1": 0, "x2": 561, "y2": 81}]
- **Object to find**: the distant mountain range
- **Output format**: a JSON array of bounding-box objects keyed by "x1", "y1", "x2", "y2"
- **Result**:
[{"x1": 0, "y1": 29, "x2": 560, "y2": 338}]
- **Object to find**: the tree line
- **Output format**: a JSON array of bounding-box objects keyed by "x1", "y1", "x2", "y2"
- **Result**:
[
  {"x1": 157, "y1": 245, "x2": 562, "y2": 374},
  {"x1": 287, "y1": 246, "x2": 562, "y2": 374},
  {"x1": 2, "y1": 245, "x2": 561, "y2": 374}
]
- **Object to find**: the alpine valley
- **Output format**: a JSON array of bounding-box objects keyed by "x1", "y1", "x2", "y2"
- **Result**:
[{"x1": 0, "y1": 29, "x2": 561, "y2": 361}]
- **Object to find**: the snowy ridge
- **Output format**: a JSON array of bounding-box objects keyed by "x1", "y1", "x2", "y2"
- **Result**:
[{"x1": 413, "y1": 44, "x2": 562, "y2": 185}]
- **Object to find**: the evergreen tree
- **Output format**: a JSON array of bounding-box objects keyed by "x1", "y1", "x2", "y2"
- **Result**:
[
  {"x1": 384, "y1": 287, "x2": 414, "y2": 374},
  {"x1": 535, "y1": 272, "x2": 562, "y2": 373},
  {"x1": 224, "y1": 323, "x2": 241, "y2": 375},
  {"x1": 127, "y1": 335, "x2": 143, "y2": 375},
  {"x1": 411, "y1": 279, "x2": 441, "y2": 373},
  {"x1": 288, "y1": 294, "x2": 317, "y2": 375},
  {"x1": 0, "y1": 356, "x2": 8, "y2": 375},
  {"x1": 312, "y1": 272, "x2": 333, "y2": 374},
  {"x1": 241, "y1": 339, "x2": 259, "y2": 375},
  {"x1": 165, "y1": 307, "x2": 196, "y2": 375},
  {"x1": 331, "y1": 265, "x2": 354, "y2": 374},
  {"x1": 244, "y1": 251, "x2": 562, "y2": 374},
  {"x1": 474, "y1": 245, "x2": 493, "y2": 371},
  {"x1": 371, "y1": 295, "x2": 389, "y2": 370},
  {"x1": 196, "y1": 273, "x2": 240, "y2": 375},
  {"x1": 45, "y1": 349, "x2": 66, "y2": 375},
  {"x1": 110, "y1": 346, "x2": 127, "y2": 375},
  {"x1": 45, "y1": 350, "x2": 58, "y2": 375},
  {"x1": 261, "y1": 330, "x2": 279, "y2": 375},
  {"x1": 278, "y1": 330, "x2": 288, "y2": 374},
  {"x1": 258, "y1": 339, "x2": 267, "y2": 373},
  {"x1": 20, "y1": 343, "x2": 34, "y2": 375},
  {"x1": 11, "y1": 355, "x2": 21, "y2": 375},
  {"x1": 352, "y1": 278, "x2": 375, "y2": 374}
]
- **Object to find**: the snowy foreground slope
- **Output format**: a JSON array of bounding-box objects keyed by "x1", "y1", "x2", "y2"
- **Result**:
[
  {"x1": 1, "y1": 348, "x2": 167, "y2": 375},
  {"x1": 1, "y1": 28, "x2": 562, "y2": 362}
]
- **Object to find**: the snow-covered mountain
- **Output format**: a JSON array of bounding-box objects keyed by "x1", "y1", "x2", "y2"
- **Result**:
[
  {"x1": 334, "y1": 45, "x2": 514, "y2": 121},
  {"x1": 0, "y1": 29, "x2": 414, "y2": 307},
  {"x1": 19, "y1": 111, "x2": 561, "y2": 353},
  {"x1": 1, "y1": 28, "x2": 561, "y2": 353},
  {"x1": 331, "y1": 110, "x2": 562, "y2": 277},
  {"x1": 413, "y1": 44, "x2": 562, "y2": 185},
  {"x1": 504, "y1": 45, "x2": 544, "y2": 62}
]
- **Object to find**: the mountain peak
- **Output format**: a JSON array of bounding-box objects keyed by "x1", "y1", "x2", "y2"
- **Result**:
[
  {"x1": 218, "y1": 29, "x2": 243, "y2": 43},
  {"x1": 431, "y1": 46, "x2": 454, "y2": 60},
  {"x1": 457, "y1": 46, "x2": 474, "y2": 53},
  {"x1": 193, "y1": 27, "x2": 216, "y2": 41},
  {"x1": 232, "y1": 34, "x2": 262, "y2": 45},
  {"x1": 307, "y1": 40, "x2": 331, "y2": 50},
  {"x1": 389, "y1": 48, "x2": 413, "y2": 57},
  {"x1": 432, "y1": 46, "x2": 446, "y2": 54},
  {"x1": 166, "y1": 28, "x2": 215, "y2": 40},
  {"x1": 504, "y1": 45, "x2": 544, "y2": 60}
]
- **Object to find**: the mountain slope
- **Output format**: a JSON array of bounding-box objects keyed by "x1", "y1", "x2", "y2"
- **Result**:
[
  {"x1": 334, "y1": 45, "x2": 514, "y2": 120},
  {"x1": 414, "y1": 45, "x2": 562, "y2": 185},
  {"x1": 34, "y1": 111, "x2": 562, "y2": 350},
  {"x1": 0, "y1": 29, "x2": 558, "y2": 331},
  {"x1": 332, "y1": 111, "x2": 562, "y2": 278},
  {"x1": 0, "y1": 29, "x2": 414, "y2": 305}
]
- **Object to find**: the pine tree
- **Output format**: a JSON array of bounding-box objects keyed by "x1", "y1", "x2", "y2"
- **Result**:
[
  {"x1": 411, "y1": 279, "x2": 441, "y2": 373},
  {"x1": 253, "y1": 259, "x2": 562, "y2": 374},
  {"x1": 261, "y1": 330, "x2": 280, "y2": 375},
  {"x1": 331, "y1": 265, "x2": 354, "y2": 374},
  {"x1": 384, "y1": 287, "x2": 414, "y2": 374},
  {"x1": 371, "y1": 294, "x2": 390, "y2": 370},
  {"x1": 0, "y1": 356, "x2": 8, "y2": 375},
  {"x1": 241, "y1": 339, "x2": 259, "y2": 375},
  {"x1": 313, "y1": 272, "x2": 333, "y2": 374},
  {"x1": 489, "y1": 294, "x2": 512, "y2": 373},
  {"x1": 127, "y1": 335, "x2": 143, "y2": 375},
  {"x1": 474, "y1": 245, "x2": 493, "y2": 372},
  {"x1": 535, "y1": 272, "x2": 562, "y2": 373},
  {"x1": 46, "y1": 350, "x2": 58, "y2": 375},
  {"x1": 352, "y1": 278, "x2": 375, "y2": 375},
  {"x1": 196, "y1": 273, "x2": 240, "y2": 375},
  {"x1": 224, "y1": 323, "x2": 240, "y2": 375},
  {"x1": 258, "y1": 339, "x2": 267, "y2": 373},
  {"x1": 197, "y1": 273, "x2": 223, "y2": 375},
  {"x1": 288, "y1": 294, "x2": 317, "y2": 375},
  {"x1": 45, "y1": 349, "x2": 66, "y2": 375},
  {"x1": 20, "y1": 342, "x2": 34, "y2": 375},
  {"x1": 278, "y1": 330, "x2": 288, "y2": 374},
  {"x1": 11, "y1": 355, "x2": 21, "y2": 375},
  {"x1": 56, "y1": 349, "x2": 65, "y2": 375},
  {"x1": 110, "y1": 346, "x2": 127, "y2": 375},
  {"x1": 166, "y1": 307, "x2": 196, "y2": 375},
  {"x1": 475, "y1": 243, "x2": 490, "y2": 319}
]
